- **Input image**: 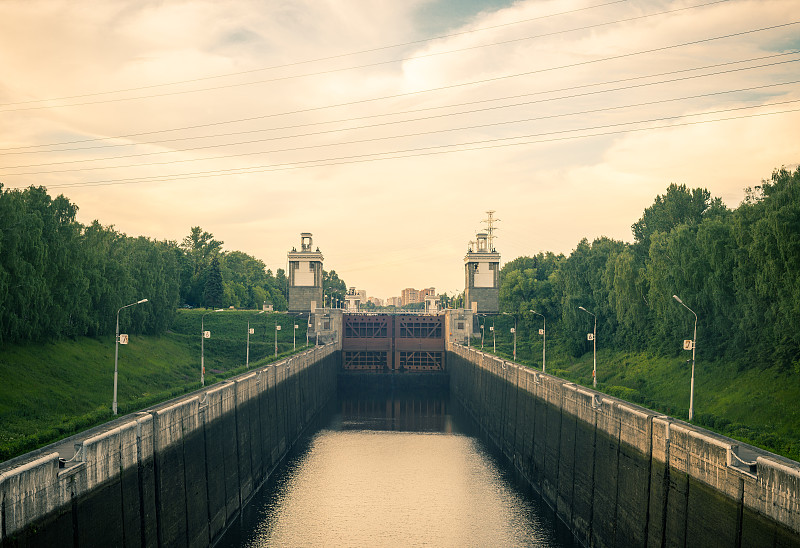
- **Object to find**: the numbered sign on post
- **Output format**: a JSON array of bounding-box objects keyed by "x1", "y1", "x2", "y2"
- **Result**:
[
  {"x1": 538, "y1": 329, "x2": 545, "y2": 335},
  {"x1": 587, "y1": 333, "x2": 594, "y2": 341},
  {"x1": 276, "y1": 325, "x2": 281, "y2": 331},
  {"x1": 510, "y1": 328, "x2": 515, "y2": 333},
  {"x1": 119, "y1": 334, "x2": 129, "y2": 345},
  {"x1": 683, "y1": 339, "x2": 694, "y2": 350},
  {"x1": 203, "y1": 330, "x2": 211, "y2": 339},
  {"x1": 249, "y1": 328, "x2": 255, "y2": 334}
]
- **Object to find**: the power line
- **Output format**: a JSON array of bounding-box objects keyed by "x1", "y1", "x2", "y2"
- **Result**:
[
  {"x1": 28, "y1": 102, "x2": 799, "y2": 189},
  {"x1": 0, "y1": 0, "x2": 629, "y2": 107},
  {"x1": 2, "y1": 43, "x2": 795, "y2": 162},
  {"x1": 4, "y1": 78, "x2": 797, "y2": 176},
  {"x1": 0, "y1": 1, "x2": 756, "y2": 114}
]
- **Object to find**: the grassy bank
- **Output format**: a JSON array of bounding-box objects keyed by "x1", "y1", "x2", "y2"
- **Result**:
[
  {"x1": 0, "y1": 309, "x2": 310, "y2": 461},
  {"x1": 480, "y1": 315, "x2": 800, "y2": 462}
]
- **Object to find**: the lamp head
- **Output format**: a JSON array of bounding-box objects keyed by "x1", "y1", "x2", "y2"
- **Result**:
[
  {"x1": 578, "y1": 306, "x2": 587, "y2": 312},
  {"x1": 137, "y1": 298, "x2": 149, "y2": 304},
  {"x1": 672, "y1": 295, "x2": 683, "y2": 304}
]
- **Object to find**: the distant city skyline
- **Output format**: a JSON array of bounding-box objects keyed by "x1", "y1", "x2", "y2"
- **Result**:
[{"x1": 1, "y1": 0, "x2": 797, "y2": 297}]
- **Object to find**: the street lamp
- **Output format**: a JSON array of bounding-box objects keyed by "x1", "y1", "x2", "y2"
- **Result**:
[
  {"x1": 502, "y1": 312, "x2": 517, "y2": 361},
  {"x1": 491, "y1": 319, "x2": 496, "y2": 353},
  {"x1": 293, "y1": 322, "x2": 298, "y2": 350},
  {"x1": 113, "y1": 298, "x2": 148, "y2": 415},
  {"x1": 530, "y1": 310, "x2": 546, "y2": 373},
  {"x1": 201, "y1": 308, "x2": 224, "y2": 387},
  {"x1": 578, "y1": 306, "x2": 597, "y2": 388},
  {"x1": 274, "y1": 320, "x2": 282, "y2": 356},
  {"x1": 673, "y1": 294, "x2": 698, "y2": 421},
  {"x1": 247, "y1": 310, "x2": 266, "y2": 368},
  {"x1": 479, "y1": 315, "x2": 486, "y2": 350}
]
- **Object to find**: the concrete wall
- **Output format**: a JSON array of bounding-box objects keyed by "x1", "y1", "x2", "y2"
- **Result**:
[
  {"x1": 448, "y1": 344, "x2": 800, "y2": 547},
  {"x1": 0, "y1": 344, "x2": 339, "y2": 548}
]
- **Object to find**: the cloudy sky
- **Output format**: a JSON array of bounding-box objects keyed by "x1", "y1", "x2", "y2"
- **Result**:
[{"x1": 1, "y1": 0, "x2": 798, "y2": 299}]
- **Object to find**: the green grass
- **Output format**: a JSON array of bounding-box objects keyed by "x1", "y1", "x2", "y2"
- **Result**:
[
  {"x1": 0, "y1": 309, "x2": 310, "y2": 461},
  {"x1": 479, "y1": 317, "x2": 800, "y2": 462},
  {"x1": 4, "y1": 309, "x2": 797, "y2": 463}
]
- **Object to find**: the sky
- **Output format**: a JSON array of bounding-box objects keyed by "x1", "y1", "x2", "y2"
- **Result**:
[{"x1": 1, "y1": 0, "x2": 798, "y2": 300}]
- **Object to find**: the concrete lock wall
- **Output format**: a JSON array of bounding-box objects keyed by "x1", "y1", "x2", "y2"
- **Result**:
[
  {"x1": 447, "y1": 344, "x2": 800, "y2": 548},
  {"x1": 0, "y1": 343, "x2": 339, "y2": 548}
]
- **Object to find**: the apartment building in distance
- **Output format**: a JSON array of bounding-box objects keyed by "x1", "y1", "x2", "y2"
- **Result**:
[{"x1": 400, "y1": 287, "x2": 435, "y2": 306}]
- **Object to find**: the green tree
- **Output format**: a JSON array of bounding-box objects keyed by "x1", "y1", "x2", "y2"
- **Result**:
[
  {"x1": 203, "y1": 257, "x2": 224, "y2": 308},
  {"x1": 323, "y1": 269, "x2": 347, "y2": 303},
  {"x1": 180, "y1": 227, "x2": 223, "y2": 306}
]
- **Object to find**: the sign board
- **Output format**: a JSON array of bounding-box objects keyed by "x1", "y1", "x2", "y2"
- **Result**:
[
  {"x1": 587, "y1": 333, "x2": 594, "y2": 341},
  {"x1": 249, "y1": 328, "x2": 255, "y2": 335},
  {"x1": 510, "y1": 328, "x2": 515, "y2": 333},
  {"x1": 489, "y1": 326, "x2": 494, "y2": 332},
  {"x1": 683, "y1": 339, "x2": 694, "y2": 350},
  {"x1": 538, "y1": 329, "x2": 545, "y2": 335},
  {"x1": 119, "y1": 334, "x2": 129, "y2": 345},
  {"x1": 276, "y1": 325, "x2": 282, "y2": 331},
  {"x1": 203, "y1": 330, "x2": 211, "y2": 339},
  {"x1": 294, "y1": 324, "x2": 298, "y2": 329}
]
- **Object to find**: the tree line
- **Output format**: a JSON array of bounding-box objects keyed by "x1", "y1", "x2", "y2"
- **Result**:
[
  {"x1": 499, "y1": 166, "x2": 800, "y2": 371},
  {"x1": 0, "y1": 185, "x2": 347, "y2": 344}
]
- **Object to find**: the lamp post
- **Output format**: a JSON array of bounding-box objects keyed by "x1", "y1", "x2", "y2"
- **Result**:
[
  {"x1": 480, "y1": 315, "x2": 486, "y2": 349},
  {"x1": 201, "y1": 308, "x2": 224, "y2": 387},
  {"x1": 578, "y1": 306, "x2": 597, "y2": 388},
  {"x1": 530, "y1": 310, "x2": 546, "y2": 373},
  {"x1": 247, "y1": 310, "x2": 266, "y2": 368},
  {"x1": 491, "y1": 319, "x2": 496, "y2": 353},
  {"x1": 113, "y1": 298, "x2": 148, "y2": 415},
  {"x1": 673, "y1": 294, "x2": 698, "y2": 421},
  {"x1": 275, "y1": 320, "x2": 282, "y2": 357},
  {"x1": 293, "y1": 322, "x2": 298, "y2": 350},
  {"x1": 502, "y1": 312, "x2": 517, "y2": 361}
]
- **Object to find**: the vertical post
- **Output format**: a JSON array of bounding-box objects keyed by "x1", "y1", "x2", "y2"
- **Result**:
[
  {"x1": 690, "y1": 314, "x2": 697, "y2": 420},
  {"x1": 673, "y1": 295, "x2": 698, "y2": 421},
  {"x1": 592, "y1": 315, "x2": 597, "y2": 388},
  {"x1": 246, "y1": 320, "x2": 251, "y2": 368},
  {"x1": 513, "y1": 317, "x2": 517, "y2": 361},
  {"x1": 201, "y1": 314, "x2": 206, "y2": 386},
  {"x1": 114, "y1": 298, "x2": 148, "y2": 414},
  {"x1": 530, "y1": 310, "x2": 546, "y2": 373},
  {"x1": 542, "y1": 316, "x2": 546, "y2": 373},
  {"x1": 113, "y1": 310, "x2": 120, "y2": 415},
  {"x1": 579, "y1": 306, "x2": 597, "y2": 388}
]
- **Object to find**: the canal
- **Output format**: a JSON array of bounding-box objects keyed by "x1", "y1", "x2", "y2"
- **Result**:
[{"x1": 217, "y1": 385, "x2": 578, "y2": 547}]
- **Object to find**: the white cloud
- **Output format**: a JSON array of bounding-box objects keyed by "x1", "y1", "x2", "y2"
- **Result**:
[{"x1": 0, "y1": 0, "x2": 797, "y2": 297}]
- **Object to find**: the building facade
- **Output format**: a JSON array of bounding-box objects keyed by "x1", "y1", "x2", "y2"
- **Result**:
[
  {"x1": 464, "y1": 232, "x2": 500, "y2": 313},
  {"x1": 287, "y1": 232, "x2": 324, "y2": 312}
]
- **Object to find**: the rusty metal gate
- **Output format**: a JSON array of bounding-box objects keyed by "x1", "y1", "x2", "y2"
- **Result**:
[{"x1": 341, "y1": 314, "x2": 444, "y2": 372}]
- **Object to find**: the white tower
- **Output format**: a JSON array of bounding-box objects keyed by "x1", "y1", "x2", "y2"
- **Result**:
[{"x1": 287, "y1": 233, "x2": 324, "y2": 312}]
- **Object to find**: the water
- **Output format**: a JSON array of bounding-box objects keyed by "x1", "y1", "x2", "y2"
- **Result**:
[{"x1": 218, "y1": 387, "x2": 577, "y2": 547}]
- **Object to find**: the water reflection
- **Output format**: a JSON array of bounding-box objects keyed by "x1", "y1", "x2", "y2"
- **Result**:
[
  {"x1": 338, "y1": 388, "x2": 453, "y2": 433},
  {"x1": 218, "y1": 386, "x2": 576, "y2": 548}
]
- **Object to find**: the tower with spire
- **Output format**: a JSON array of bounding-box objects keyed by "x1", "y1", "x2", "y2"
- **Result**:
[
  {"x1": 287, "y1": 232, "x2": 324, "y2": 312},
  {"x1": 464, "y1": 211, "x2": 500, "y2": 313}
]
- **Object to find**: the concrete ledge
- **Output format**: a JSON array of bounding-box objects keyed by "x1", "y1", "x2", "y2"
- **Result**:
[
  {"x1": 447, "y1": 344, "x2": 800, "y2": 542},
  {"x1": 0, "y1": 453, "x2": 62, "y2": 539},
  {"x1": 753, "y1": 455, "x2": 800, "y2": 532}
]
